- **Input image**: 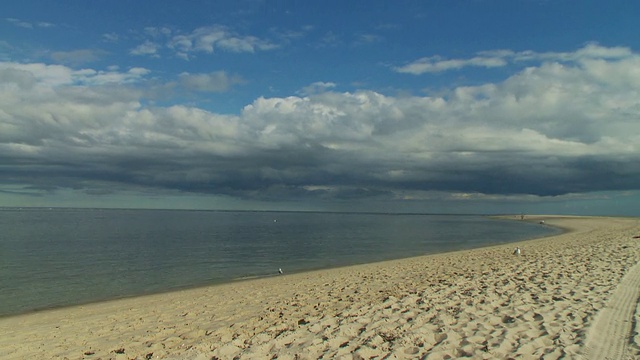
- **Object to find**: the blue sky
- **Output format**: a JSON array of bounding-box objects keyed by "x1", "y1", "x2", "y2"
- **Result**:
[{"x1": 1, "y1": 0, "x2": 639, "y2": 215}]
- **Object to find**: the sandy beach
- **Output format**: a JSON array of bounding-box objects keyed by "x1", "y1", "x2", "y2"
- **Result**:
[{"x1": 1, "y1": 216, "x2": 639, "y2": 359}]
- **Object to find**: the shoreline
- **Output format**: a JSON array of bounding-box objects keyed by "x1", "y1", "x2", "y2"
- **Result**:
[
  {"x1": 0, "y1": 214, "x2": 557, "y2": 319},
  {"x1": 1, "y1": 215, "x2": 639, "y2": 359}
]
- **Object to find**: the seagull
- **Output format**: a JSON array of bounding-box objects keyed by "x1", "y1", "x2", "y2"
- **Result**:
[
  {"x1": 278, "y1": 268, "x2": 283, "y2": 274},
  {"x1": 513, "y1": 247, "x2": 521, "y2": 256}
]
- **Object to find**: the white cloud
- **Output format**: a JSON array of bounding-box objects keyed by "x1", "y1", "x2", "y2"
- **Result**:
[
  {"x1": 1, "y1": 44, "x2": 640, "y2": 201},
  {"x1": 6, "y1": 17, "x2": 33, "y2": 29},
  {"x1": 0, "y1": 67, "x2": 37, "y2": 89},
  {"x1": 514, "y1": 43, "x2": 634, "y2": 63},
  {"x1": 354, "y1": 33, "x2": 383, "y2": 45},
  {"x1": 144, "y1": 26, "x2": 172, "y2": 38},
  {"x1": 395, "y1": 55, "x2": 508, "y2": 74},
  {"x1": 395, "y1": 42, "x2": 636, "y2": 75},
  {"x1": 102, "y1": 33, "x2": 119, "y2": 43},
  {"x1": 298, "y1": 82, "x2": 337, "y2": 95},
  {"x1": 0, "y1": 63, "x2": 150, "y2": 88},
  {"x1": 130, "y1": 41, "x2": 161, "y2": 57},
  {"x1": 166, "y1": 25, "x2": 278, "y2": 56},
  {"x1": 0, "y1": 62, "x2": 74, "y2": 86},
  {"x1": 6, "y1": 18, "x2": 55, "y2": 29},
  {"x1": 130, "y1": 25, "x2": 279, "y2": 58},
  {"x1": 82, "y1": 67, "x2": 150, "y2": 85}
]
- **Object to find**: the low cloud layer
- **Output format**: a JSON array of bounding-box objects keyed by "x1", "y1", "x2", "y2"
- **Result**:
[{"x1": 1, "y1": 44, "x2": 639, "y2": 202}]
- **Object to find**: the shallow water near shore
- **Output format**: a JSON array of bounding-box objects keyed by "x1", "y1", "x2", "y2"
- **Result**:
[{"x1": 0, "y1": 208, "x2": 558, "y2": 317}]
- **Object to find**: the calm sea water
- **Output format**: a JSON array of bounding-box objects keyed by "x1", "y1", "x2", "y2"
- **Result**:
[{"x1": 0, "y1": 208, "x2": 559, "y2": 317}]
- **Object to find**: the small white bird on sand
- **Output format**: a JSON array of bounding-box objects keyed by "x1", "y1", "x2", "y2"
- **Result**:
[
  {"x1": 278, "y1": 268, "x2": 283, "y2": 274},
  {"x1": 513, "y1": 247, "x2": 521, "y2": 256}
]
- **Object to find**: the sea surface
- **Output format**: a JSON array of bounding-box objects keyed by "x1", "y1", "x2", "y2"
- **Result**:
[{"x1": 0, "y1": 208, "x2": 559, "y2": 317}]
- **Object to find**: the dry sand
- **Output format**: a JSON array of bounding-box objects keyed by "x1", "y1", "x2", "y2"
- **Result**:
[{"x1": 1, "y1": 216, "x2": 640, "y2": 359}]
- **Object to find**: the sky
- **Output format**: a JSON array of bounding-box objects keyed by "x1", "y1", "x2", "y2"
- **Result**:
[{"x1": 1, "y1": 0, "x2": 639, "y2": 215}]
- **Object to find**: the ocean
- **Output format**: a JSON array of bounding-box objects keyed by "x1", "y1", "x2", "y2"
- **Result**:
[{"x1": 0, "y1": 208, "x2": 559, "y2": 317}]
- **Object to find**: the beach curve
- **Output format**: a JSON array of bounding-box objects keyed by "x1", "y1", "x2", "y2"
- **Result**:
[{"x1": 0, "y1": 216, "x2": 639, "y2": 359}]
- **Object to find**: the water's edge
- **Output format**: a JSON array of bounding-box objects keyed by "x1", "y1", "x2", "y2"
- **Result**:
[{"x1": 0, "y1": 210, "x2": 559, "y2": 317}]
